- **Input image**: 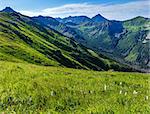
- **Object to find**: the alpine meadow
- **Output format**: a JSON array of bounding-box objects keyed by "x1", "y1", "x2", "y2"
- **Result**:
[{"x1": 0, "y1": 0, "x2": 150, "y2": 113}]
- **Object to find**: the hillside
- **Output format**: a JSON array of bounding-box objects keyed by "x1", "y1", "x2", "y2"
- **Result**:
[
  {"x1": 0, "y1": 8, "x2": 134, "y2": 71},
  {"x1": 0, "y1": 61, "x2": 149, "y2": 113},
  {"x1": 33, "y1": 14, "x2": 150, "y2": 72}
]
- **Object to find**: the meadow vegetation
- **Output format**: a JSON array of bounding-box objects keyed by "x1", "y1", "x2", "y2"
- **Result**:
[{"x1": 0, "y1": 61, "x2": 149, "y2": 113}]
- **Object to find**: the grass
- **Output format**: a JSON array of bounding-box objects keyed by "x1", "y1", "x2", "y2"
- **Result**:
[{"x1": 0, "y1": 61, "x2": 149, "y2": 113}]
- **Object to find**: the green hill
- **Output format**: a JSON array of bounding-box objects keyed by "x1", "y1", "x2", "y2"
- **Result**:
[
  {"x1": 0, "y1": 61, "x2": 149, "y2": 113},
  {"x1": 0, "y1": 11, "x2": 134, "y2": 71}
]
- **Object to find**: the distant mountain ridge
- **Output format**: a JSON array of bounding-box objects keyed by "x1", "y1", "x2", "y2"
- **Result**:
[
  {"x1": 0, "y1": 7, "x2": 149, "y2": 72},
  {"x1": 33, "y1": 13, "x2": 150, "y2": 72}
]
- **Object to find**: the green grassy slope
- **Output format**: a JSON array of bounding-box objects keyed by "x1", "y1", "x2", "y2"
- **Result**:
[
  {"x1": 0, "y1": 12, "x2": 134, "y2": 71},
  {"x1": 0, "y1": 61, "x2": 149, "y2": 113}
]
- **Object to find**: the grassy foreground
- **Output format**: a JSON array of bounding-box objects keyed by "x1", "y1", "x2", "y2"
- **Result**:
[{"x1": 0, "y1": 61, "x2": 149, "y2": 113}]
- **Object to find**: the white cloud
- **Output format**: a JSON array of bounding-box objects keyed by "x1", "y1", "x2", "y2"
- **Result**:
[{"x1": 20, "y1": 1, "x2": 150, "y2": 20}]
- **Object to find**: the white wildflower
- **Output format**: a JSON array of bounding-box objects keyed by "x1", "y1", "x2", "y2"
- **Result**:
[
  {"x1": 51, "y1": 91, "x2": 56, "y2": 96},
  {"x1": 104, "y1": 84, "x2": 107, "y2": 91},
  {"x1": 125, "y1": 92, "x2": 127, "y2": 96},
  {"x1": 145, "y1": 96, "x2": 149, "y2": 100},
  {"x1": 119, "y1": 90, "x2": 122, "y2": 94},
  {"x1": 133, "y1": 90, "x2": 138, "y2": 95},
  {"x1": 90, "y1": 90, "x2": 93, "y2": 94}
]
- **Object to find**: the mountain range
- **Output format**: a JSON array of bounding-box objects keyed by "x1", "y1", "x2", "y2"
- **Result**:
[
  {"x1": 0, "y1": 7, "x2": 149, "y2": 72},
  {"x1": 32, "y1": 10, "x2": 150, "y2": 72}
]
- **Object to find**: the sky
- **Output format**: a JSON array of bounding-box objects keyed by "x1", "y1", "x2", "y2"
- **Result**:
[{"x1": 0, "y1": 0, "x2": 149, "y2": 20}]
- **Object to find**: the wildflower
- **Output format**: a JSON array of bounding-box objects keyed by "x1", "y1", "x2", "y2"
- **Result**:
[
  {"x1": 133, "y1": 90, "x2": 138, "y2": 95},
  {"x1": 119, "y1": 90, "x2": 122, "y2": 94},
  {"x1": 89, "y1": 90, "x2": 93, "y2": 94},
  {"x1": 125, "y1": 92, "x2": 127, "y2": 96},
  {"x1": 120, "y1": 82, "x2": 122, "y2": 85},
  {"x1": 145, "y1": 96, "x2": 149, "y2": 100},
  {"x1": 104, "y1": 84, "x2": 107, "y2": 91},
  {"x1": 51, "y1": 91, "x2": 56, "y2": 96}
]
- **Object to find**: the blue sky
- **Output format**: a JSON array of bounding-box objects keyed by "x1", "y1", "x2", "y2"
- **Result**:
[
  {"x1": 0, "y1": 0, "x2": 149, "y2": 20},
  {"x1": 0, "y1": 0, "x2": 136, "y2": 10}
]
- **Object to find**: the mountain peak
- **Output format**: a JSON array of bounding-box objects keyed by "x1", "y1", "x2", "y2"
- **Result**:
[
  {"x1": 92, "y1": 14, "x2": 108, "y2": 22},
  {"x1": 95, "y1": 14, "x2": 103, "y2": 17},
  {"x1": 1, "y1": 7, "x2": 16, "y2": 13}
]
